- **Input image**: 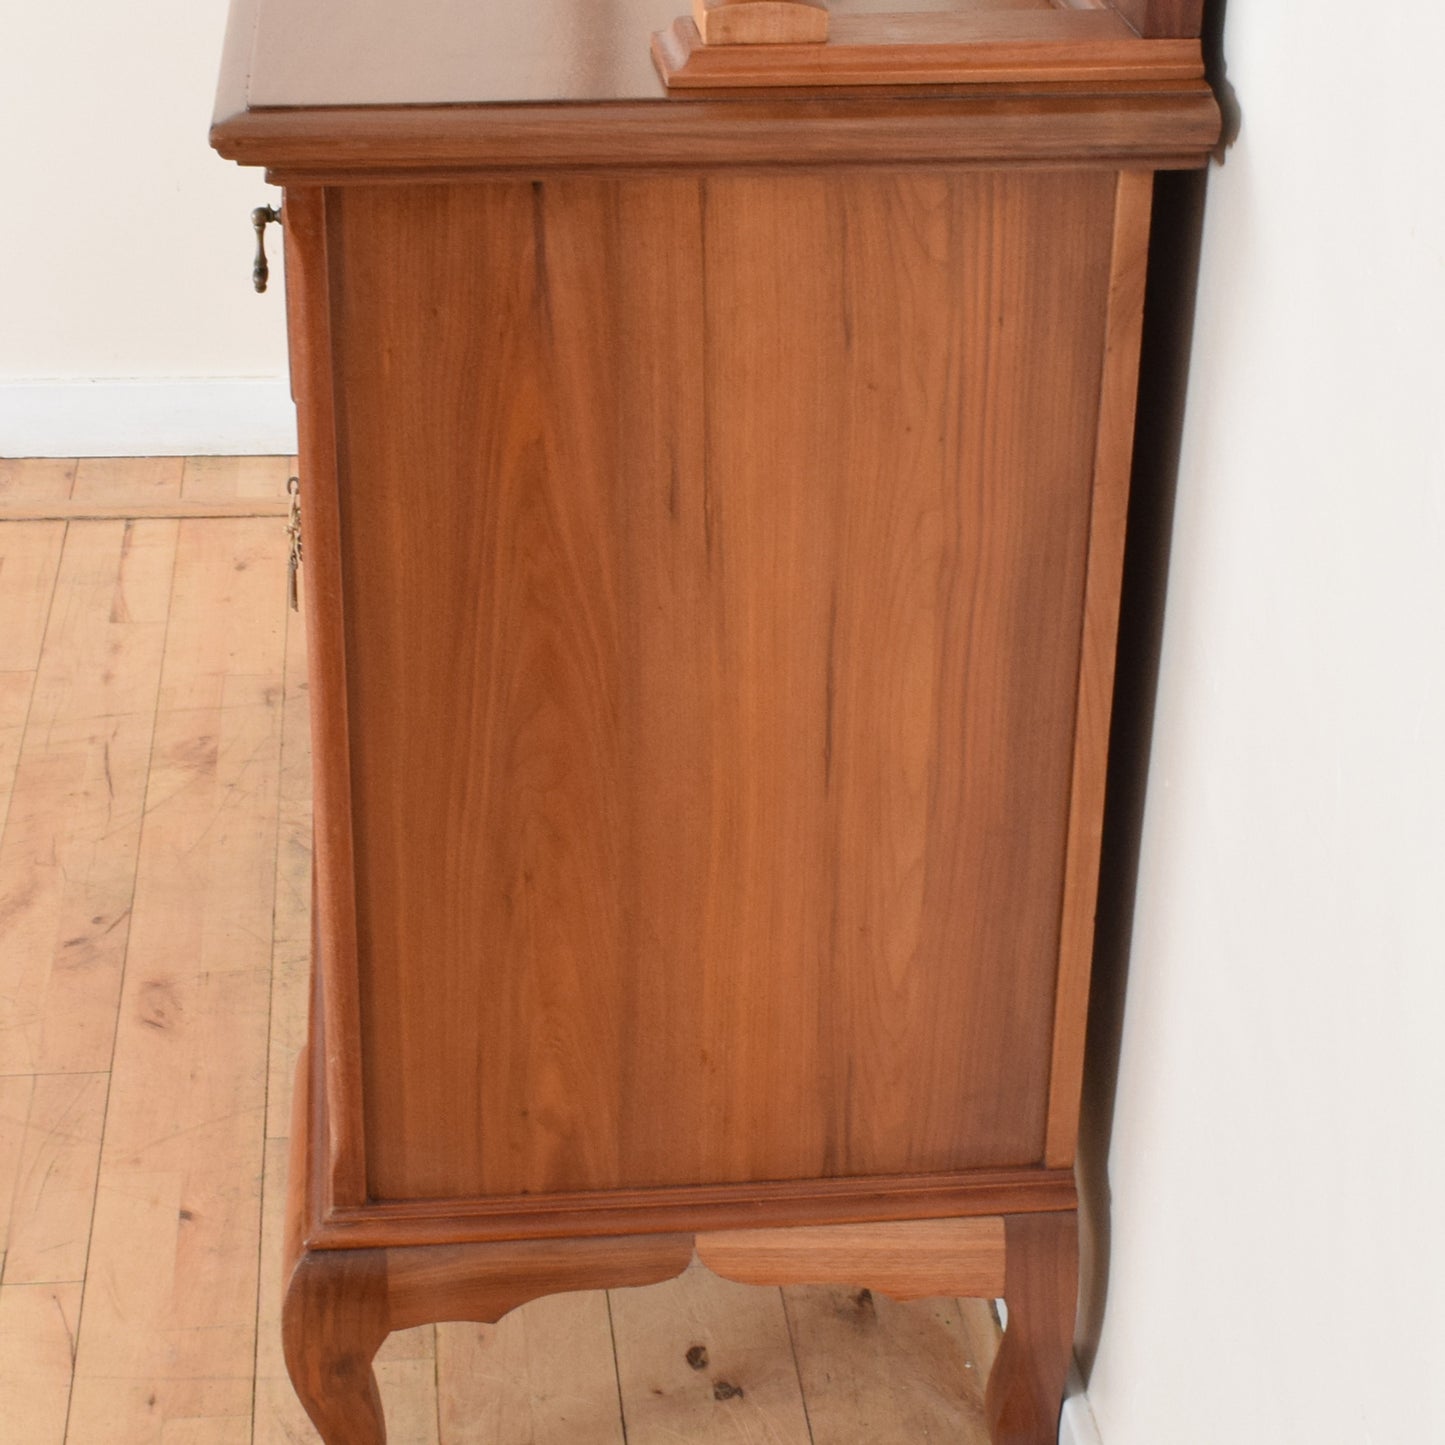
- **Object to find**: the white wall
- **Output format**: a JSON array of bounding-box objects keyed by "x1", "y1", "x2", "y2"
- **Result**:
[
  {"x1": 1085, "y1": 3, "x2": 1445, "y2": 1441},
  {"x1": 0, "y1": 0, "x2": 293, "y2": 453}
]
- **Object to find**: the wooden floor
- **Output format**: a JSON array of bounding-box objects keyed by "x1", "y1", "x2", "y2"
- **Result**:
[{"x1": 0, "y1": 456, "x2": 1000, "y2": 1444}]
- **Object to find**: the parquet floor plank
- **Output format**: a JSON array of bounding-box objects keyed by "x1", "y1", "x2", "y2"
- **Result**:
[
  {"x1": 610, "y1": 1262, "x2": 813, "y2": 1445},
  {"x1": 0, "y1": 519, "x2": 175, "y2": 1077},
  {"x1": 181, "y1": 456, "x2": 295, "y2": 506},
  {"x1": 0, "y1": 459, "x2": 76, "y2": 507},
  {"x1": 784, "y1": 1285, "x2": 993, "y2": 1444},
  {"x1": 0, "y1": 520, "x2": 64, "y2": 672},
  {"x1": 2, "y1": 1073, "x2": 108, "y2": 1285},
  {"x1": 0, "y1": 1280, "x2": 82, "y2": 1444},
  {"x1": 66, "y1": 517, "x2": 286, "y2": 1445},
  {"x1": 436, "y1": 1293, "x2": 624, "y2": 1445},
  {"x1": 71, "y1": 458, "x2": 184, "y2": 506}
]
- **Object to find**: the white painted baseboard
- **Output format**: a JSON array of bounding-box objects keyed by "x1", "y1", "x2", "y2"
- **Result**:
[
  {"x1": 1060, "y1": 1364, "x2": 1104, "y2": 1445},
  {"x1": 0, "y1": 378, "x2": 297, "y2": 457}
]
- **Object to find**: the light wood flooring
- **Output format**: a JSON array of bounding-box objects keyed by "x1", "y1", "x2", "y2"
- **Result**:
[{"x1": 0, "y1": 456, "x2": 1000, "y2": 1444}]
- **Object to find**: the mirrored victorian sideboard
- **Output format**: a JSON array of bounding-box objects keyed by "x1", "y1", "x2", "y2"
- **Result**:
[{"x1": 211, "y1": 4, "x2": 1219, "y2": 1441}]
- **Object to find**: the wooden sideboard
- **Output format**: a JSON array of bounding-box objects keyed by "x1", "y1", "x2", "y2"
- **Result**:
[{"x1": 212, "y1": 3, "x2": 1219, "y2": 1440}]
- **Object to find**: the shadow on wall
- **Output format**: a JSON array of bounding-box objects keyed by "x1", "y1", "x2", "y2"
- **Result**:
[{"x1": 1074, "y1": 0, "x2": 1237, "y2": 1381}]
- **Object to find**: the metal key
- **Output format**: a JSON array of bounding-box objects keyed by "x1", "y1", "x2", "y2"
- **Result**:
[{"x1": 286, "y1": 475, "x2": 302, "y2": 611}]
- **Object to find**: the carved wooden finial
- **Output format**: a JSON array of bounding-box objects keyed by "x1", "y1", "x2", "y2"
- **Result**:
[{"x1": 692, "y1": 0, "x2": 829, "y2": 46}]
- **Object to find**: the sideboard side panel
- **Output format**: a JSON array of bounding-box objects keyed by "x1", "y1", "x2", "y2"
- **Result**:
[{"x1": 326, "y1": 171, "x2": 1117, "y2": 1203}]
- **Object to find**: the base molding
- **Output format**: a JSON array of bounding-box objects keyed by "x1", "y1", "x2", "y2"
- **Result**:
[
  {"x1": 0, "y1": 378, "x2": 297, "y2": 457},
  {"x1": 285, "y1": 1051, "x2": 1079, "y2": 1445},
  {"x1": 283, "y1": 1213, "x2": 1078, "y2": 1445},
  {"x1": 312, "y1": 1164, "x2": 1079, "y2": 1250}
]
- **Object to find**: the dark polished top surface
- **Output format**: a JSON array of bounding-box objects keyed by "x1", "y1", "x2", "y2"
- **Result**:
[{"x1": 240, "y1": 0, "x2": 1015, "y2": 108}]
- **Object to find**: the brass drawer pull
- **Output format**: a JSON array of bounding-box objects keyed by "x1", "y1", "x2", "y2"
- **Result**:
[{"x1": 252, "y1": 205, "x2": 282, "y2": 293}]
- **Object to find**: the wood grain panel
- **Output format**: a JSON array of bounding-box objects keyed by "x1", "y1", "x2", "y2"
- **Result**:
[
  {"x1": 331, "y1": 178, "x2": 683, "y2": 1200},
  {"x1": 775, "y1": 170, "x2": 1111, "y2": 1177},
  {"x1": 326, "y1": 169, "x2": 1116, "y2": 1204},
  {"x1": 697, "y1": 1217, "x2": 1006, "y2": 1300}
]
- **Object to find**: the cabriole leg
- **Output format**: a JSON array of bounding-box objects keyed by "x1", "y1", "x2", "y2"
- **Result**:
[
  {"x1": 279, "y1": 1231, "x2": 696, "y2": 1442},
  {"x1": 282, "y1": 1247, "x2": 391, "y2": 1445},
  {"x1": 985, "y1": 1211, "x2": 1079, "y2": 1445}
]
